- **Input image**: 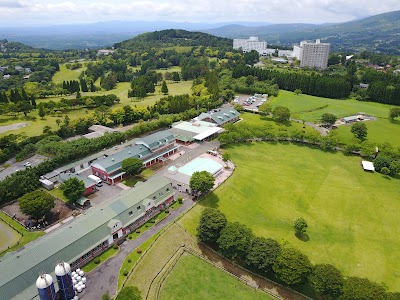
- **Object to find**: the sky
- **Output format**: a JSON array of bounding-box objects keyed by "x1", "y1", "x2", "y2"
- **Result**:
[{"x1": 0, "y1": 0, "x2": 400, "y2": 26}]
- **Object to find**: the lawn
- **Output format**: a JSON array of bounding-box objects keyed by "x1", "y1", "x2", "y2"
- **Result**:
[
  {"x1": 178, "y1": 142, "x2": 400, "y2": 291},
  {"x1": 0, "y1": 212, "x2": 44, "y2": 256},
  {"x1": 269, "y1": 90, "x2": 393, "y2": 122},
  {"x1": 122, "y1": 169, "x2": 155, "y2": 187},
  {"x1": 269, "y1": 90, "x2": 400, "y2": 146},
  {"x1": 82, "y1": 245, "x2": 119, "y2": 273},
  {"x1": 0, "y1": 80, "x2": 192, "y2": 138},
  {"x1": 0, "y1": 219, "x2": 21, "y2": 252},
  {"x1": 47, "y1": 187, "x2": 68, "y2": 202},
  {"x1": 52, "y1": 63, "x2": 87, "y2": 84},
  {"x1": 159, "y1": 254, "x2": 273, "y2": 300}
]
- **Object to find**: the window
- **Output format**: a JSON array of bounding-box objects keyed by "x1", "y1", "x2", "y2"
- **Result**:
[
  {"x1": 129, "y1": 211, "x2": 133, "y2": 216},
  {"x1": 137, "y1": 206, "x2": 141, "y2": 210},
  {"x1": 166, "y1": 188, "x2": 170, "y2": 192},
  {"x1": 153, "y1": 196, "x2": 157, "y2": 200}
]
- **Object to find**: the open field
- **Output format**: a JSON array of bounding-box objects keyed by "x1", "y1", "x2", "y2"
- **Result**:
[
  {"x1": 159, "y1": 253, "x2": 273, "y2": 300},
  {"x1": 52, "y1": 63, "x2": 87, "y2": 84},
  {"x1": 270, "y1": 90, "x2": 392, "y2": 121},
  {"x1": 0, "y1": 212, "x2": 44, "y2": 256},
  {"x1": 178, "y1": 142, "x2": 400, "y2": 291},
  {"x1": 0, "y1": 219, "x2": 21, "y2": 252},
  {"x1": 0, "y1": 80, "x2": 192, "y2": 138},
  {"x1": 269, "y1": 90, "x2": 400, "y2": 146}
]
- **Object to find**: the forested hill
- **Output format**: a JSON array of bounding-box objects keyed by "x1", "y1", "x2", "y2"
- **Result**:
[
  {"x1": 0, "y1": 39, "x2": 37, "y2": 53},
  {"x1": 204, "y1": 10, "x2": 400, "y2": 55},
  {"x1": 114, "y1": 29, "x2": 233, "y2": 50}
]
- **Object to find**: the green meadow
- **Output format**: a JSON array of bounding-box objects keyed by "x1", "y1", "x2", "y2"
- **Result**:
[
  {"x1": 179, "y1": 142, "x2": 400, "y2": 291},
  {"x1": 159, "y1": 254, "x2": 273, "y2": 300}
]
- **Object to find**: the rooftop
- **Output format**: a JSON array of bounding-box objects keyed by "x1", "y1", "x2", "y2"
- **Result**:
[
  {"x1": 59, "y1": 172, "x2": 96, "y2": 188},
  {"x1": 0, "y1": 177, "x2": 173, "y2": 300}
]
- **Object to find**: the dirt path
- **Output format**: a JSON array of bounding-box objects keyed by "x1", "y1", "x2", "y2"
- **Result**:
[{"x1": 0, "y1": 122, "x2": 29, "y2": 134}]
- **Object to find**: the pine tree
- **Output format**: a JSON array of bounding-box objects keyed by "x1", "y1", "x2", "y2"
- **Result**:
[
  {"x1": 30, "y1": 95, "x2": 37, "y2": 107},
  {"x1": 161, "y1": 81, "x2": 169, "y2": 94},
  {"x1": 21, "y1": 87, "x2": 28, "y2": 101},
  {"x1": 38, "y1": 105, "x2": 45, "y2": 119}
]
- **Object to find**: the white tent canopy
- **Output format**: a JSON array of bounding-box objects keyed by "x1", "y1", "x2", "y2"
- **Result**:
[{"x1": 361, "y1": 161, "x2": 375, "y2": 171}]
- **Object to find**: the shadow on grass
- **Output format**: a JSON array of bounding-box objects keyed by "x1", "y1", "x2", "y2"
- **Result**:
[
  {"x1": 199, "y1": 193, "x2": 220, "y2": 209},
  {"x1": 295, "y1": 232, "x2": 310, "y2": 242},
  {"x1": 389, "y1": 119, "x2": 400, "y2": 126}
]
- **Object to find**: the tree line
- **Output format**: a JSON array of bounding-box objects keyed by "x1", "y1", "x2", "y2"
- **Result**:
[
  {"x1": 197, "y1": 208, "x2": 400, "y2": 300},
  {"x1": 232, "y1": 65, "x2": 352, "y2": 99}
]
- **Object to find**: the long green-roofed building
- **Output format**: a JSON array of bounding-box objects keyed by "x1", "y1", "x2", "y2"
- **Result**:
[{"x1": 0, "y1": 177, "x2": 175, "y2": 300}]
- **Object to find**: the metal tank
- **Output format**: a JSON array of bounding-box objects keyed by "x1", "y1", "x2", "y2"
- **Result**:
[
  {"x1": 36, "y1": 274, "x2": 56, "y2": 300},
  {"x1": 55, "y1": 262, "x2": 75, "y2": 300}
]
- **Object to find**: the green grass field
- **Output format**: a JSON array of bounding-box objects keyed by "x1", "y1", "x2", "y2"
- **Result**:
[
  {"x1": 270, "y1": 90, "x2": 392, "y2": 121},
  {"x1": 82, "y1": 246, "x2": 119, "y2": 273},
  {"x1": 0, "y1": 80, "x2": 192, "y2": 138},
  {"x1": 269, "y1": 90, "x2": 400, "y2": 146},
  {"x1": 159, "y1": 254, "x2": 273, "y2": 300},
  {"x1": 52, "y1": 63, "x2": 87, "y2": 84},
  {"x1": 178, "y1": 143, "x2": 400, "y2": 291},
  {"x1": 0, "y1": 219, "x2": 21, "y2": 252},
  {"x1": 0, "y1": 212, "x2": 44, "y2": 256}
]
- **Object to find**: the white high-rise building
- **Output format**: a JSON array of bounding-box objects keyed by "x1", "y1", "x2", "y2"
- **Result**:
[
  {"x1": 233, "y1": 36, "x2": 267, "y2": 53},
  {"x1": 292, "y1": 39, "x2": 330, "y2": 69}
]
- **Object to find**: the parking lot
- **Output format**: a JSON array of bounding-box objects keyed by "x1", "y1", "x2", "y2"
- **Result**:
[
  {"x1": 79, "y1": 169, "x2": 124, "y2": 207},
  {"x1": 233, "y1": 94, "x2": 268, "y2": 112}
]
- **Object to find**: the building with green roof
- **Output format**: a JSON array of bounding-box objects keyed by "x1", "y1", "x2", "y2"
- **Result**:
[
  {"x1": 91, "y1": 130, "x2": 179, "y2": 185},
  {"x1": 0, "y1": 177, "x2": 175, "y2": 300},
  {"x1": 195, "y1": 107, "x2": 240, "y2": 126}
]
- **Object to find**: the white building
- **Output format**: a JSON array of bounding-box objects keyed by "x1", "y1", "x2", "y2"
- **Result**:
[
  {"x1": 233, "y1": 36, "x2": 267, "y2": 53},
  {"x1": 293, "y1": 39, "x2": 330, "y2": 69}
]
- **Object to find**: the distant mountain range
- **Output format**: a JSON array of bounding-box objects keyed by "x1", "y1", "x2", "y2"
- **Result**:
[
  {"x1": 0, "y1": 21, "x2": 270, "y2": 50},
  {"x1": 0, "y1": 10, "x2": 399, "y2": 54},
  {"x1": 202, "y1": 10, "x2": 400, "y2": 54}
]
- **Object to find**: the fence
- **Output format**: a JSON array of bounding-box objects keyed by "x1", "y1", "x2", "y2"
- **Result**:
[{"x1": 0, "y1": 214, "x2": 23, "y2": 257}]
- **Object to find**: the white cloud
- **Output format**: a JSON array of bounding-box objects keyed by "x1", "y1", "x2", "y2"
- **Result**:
[{"x1": 0, "y1": 0, "x2": 400, "y2": 25}]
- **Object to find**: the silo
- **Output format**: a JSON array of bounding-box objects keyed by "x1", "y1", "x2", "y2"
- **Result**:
[
  {"x1": 36, "y1": 274, "x2": 56, "y2": 300},
  {"x1": 55, "y1": 262, "x2": 75, "y2": 300}
]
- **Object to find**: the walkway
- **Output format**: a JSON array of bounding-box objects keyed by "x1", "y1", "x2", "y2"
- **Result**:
[
  {"x1": 291, "y1": 118, "x2": 328, "y2": 136},
  {"x1": 80, "y1": 198, "x2": 195, "y2": 299}
]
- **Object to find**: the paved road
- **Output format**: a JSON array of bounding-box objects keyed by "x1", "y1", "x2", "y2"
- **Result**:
[
  {"x1": 0, "y1": 154, "x2": 48, "y2": 181},
  {"x1": 80, "y1": 141, "x2": 219, "y2": 299},
  {"x1": 291, "y1": 118, "x2": 328, "y2": 136},
  {"x1": 80, "y1": 197, "x2": 195, "y2": 300}
]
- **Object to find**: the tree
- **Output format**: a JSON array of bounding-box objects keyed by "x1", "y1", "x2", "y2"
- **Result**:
[
  {"x1": 19, "y1": 190, "x2": 55, "y2": 220},
  {"x1": 293, "y1": 217, "x2": 308, "y2": 235},
  {"x1": 321, "y1": 113, "x2": 337, "y2": 126},
  {"x1": 351, "y1": 122, "x2": 368, "y2": 140},
  {"x1": 95, "y1": 105, "x2": 112, "y2": 125},
  {"x1": 309, "y1": 264, "x2": 344, "y2": 299},
  {"x1": 341, "y1": 277, "x2": 387, "y2": 300},
  {"x1": 197, "y1": 208, "x2": 227, "y2": 243},
  {"x1": 246, "y1": 237, "x2": 281, "y2": 274},
  {"x1": 17, "y1": 101, "x2": 33, "y2": 117},
  {"x1": 121, "y1": 158, "x2": 143, "y2": 176},
  {"x1": 56, "y1": 119, "x2": 61, "y2": 127},
  {"x1": 189, "y1": 171, "x2": 215, "y2": 195},
  {"x1": 222, "y1": 152, "x2": 231, "y2": 162},
  {"x1": 217, "y1": 222, "x2": 253, "y2": 259},
  {"x1": 294, "y1": 89, "x2": 302, "y2": 95},
  {"x1": 245, "y1": 75, "x2": 256, "y2": 86},
  {"x1": 172, "y1": 71, "x2": 180, "y2": 82},
  {"x1": 38, "y1": 105, "x2": 46, "y2": 119},
  {"x1": 161, "y1": 80, "x2": 169, "y2": 94},
  {"x1": 258, "y1": 103, "x2": 272, "y2": 116},
  {"x1": 389, "y1": 107, "x2": 400, "y2": 120},
  {"x1": 272, "y1": 106, "x2": 290, "y2": 123},
  {"x1": 115, "y1": 286, "x2": 142, "y2": 300},
  {"x1": 60, "y1": 177, "x2": 86, "y2": 202},
  {"x1": 101, "y1": 292, "x2": 111, "y2": 300},
  {"x1": 272, "y1": 248, "x2": 312, "y2": 285},
  {"x1": 380, "y1": 166, "x2": 390, "y2": 175}
]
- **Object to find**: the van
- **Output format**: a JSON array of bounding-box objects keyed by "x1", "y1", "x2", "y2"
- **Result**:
[{"x1": 88, "y1": 174, "x2": 103, "y2": 187}]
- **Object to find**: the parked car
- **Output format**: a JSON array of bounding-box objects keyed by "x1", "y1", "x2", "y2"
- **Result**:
[{"x1": 24, "y1": 162, "x2": 31, "y2": 167}]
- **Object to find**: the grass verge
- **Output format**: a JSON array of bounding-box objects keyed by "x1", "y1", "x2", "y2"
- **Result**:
[{"x1": 82, "y1": 246, "x2": 119, "y2": 273}]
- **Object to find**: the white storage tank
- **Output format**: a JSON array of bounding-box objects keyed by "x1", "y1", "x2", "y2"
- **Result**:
[
  {"x1": 55, "y1": 262, "x2": 75, "y2": 300},
  {"x1": 36, "y1": 274, "x2": 56, "y2": 300}
]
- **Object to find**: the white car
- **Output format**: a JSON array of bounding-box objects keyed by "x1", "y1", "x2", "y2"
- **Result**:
[{"x1": 24, "y1": 162, "x2": 31, "y2": 167}]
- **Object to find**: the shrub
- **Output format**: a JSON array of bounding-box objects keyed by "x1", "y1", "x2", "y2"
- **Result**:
[
  {"x1": 128, "y1": 235, "x2": 132, "y2": 239},
  {"x1": 128, "y1": 259, "x2": 132, "y2": 263},
  {"x1": 113, "y1": 244, "x2": 118, "y2": 250},
  {"x1": 94, "y1": 257, "x2": 101, "y2": 264},
  {"x1": 136, "y1": 248, "x2": 142, "y2": 254},
  {"x1": 136, "y1": 229, "x2": 140, "y2": 233},
  {"x1": 123, "y1": 270, "x2": 128, "y2": 276},
  {"x1": 165, "y1": 209, "x2": 170, "y2": 214},
  {"x1": 177, "y1": 196, "x2": 183, "y2": 204}
]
